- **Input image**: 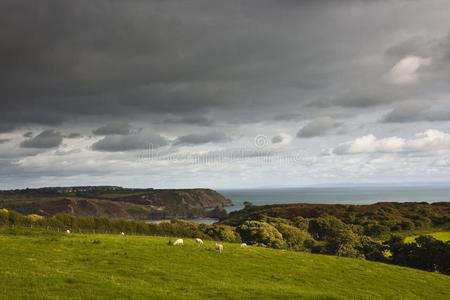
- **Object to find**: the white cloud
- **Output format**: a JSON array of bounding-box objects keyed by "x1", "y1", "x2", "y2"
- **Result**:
[
  {"x1": 385, "y1": 55, "x2": 431, "y2": 86},
  {"x1": 334, "y1": 129, "x2": 450, "y2": 155}
]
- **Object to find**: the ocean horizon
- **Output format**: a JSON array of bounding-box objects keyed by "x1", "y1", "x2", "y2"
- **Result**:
[{"x1": 219, "y1": 186, "x2": 450, "y2": 213}]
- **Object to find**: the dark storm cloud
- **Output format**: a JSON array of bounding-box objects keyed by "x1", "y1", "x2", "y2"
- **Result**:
[
  {"x1": 4, "y1": 0, "x2": 445, "y2": 133},
  {"x1": 92, "y1": 132, "x2": 168, "y2": 152},
  {"x1": 174, "y1": 132, "x2": 229, "y2": 146},
  {"x1": 0, "y1": 0, "x2": 448, "y2": 135},
  {"x1": 20, "y1": 130, "x2": 63, "y2": 149},
  {"x1": 23, "y1": 132, "x2": 33, "y2": 138},
  {"x1": 297, "y1": 117, "x2": 340, "y2": 138},
  {"x1": 93, "y1": 123, "x2": 133, "y2": 135}
]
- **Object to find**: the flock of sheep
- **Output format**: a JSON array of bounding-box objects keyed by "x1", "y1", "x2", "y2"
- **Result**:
[
  {"x1": 173, "y1": 238, "x2": 248, "y2": 253},
  {"x1": 65, "y1": 230, "x2": 247, "y2": 252}
]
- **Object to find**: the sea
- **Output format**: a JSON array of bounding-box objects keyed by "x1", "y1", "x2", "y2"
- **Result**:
[
  {"x1": 193, "y1": 186, "x2": 450, "y2": 225},
  {"x1": 219, "y1": 186, "x2": 450, "y2": 213}
]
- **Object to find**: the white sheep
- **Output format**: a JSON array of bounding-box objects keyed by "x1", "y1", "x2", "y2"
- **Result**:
[
  {"x1": 120, "y1": 232, "x2": 125, "y2": 236},
  {"x1": 240, "y1": 243, "x2": 247, "y2": 247},
  {"x1": 173, "y1": 239, "x2": 184, "y2": 245},
  {"x1": 66, "y1": 229, "x2": 70, "y2": 234},
  {"x1": 195, "y1": 238, "x2": 203, "y2": 244},
  {"x1": 215, "y1": 243, "x2": 223, "y2": 253}
]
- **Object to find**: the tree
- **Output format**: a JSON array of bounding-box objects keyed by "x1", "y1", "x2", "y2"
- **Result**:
[
  {"x1": 275, "y1": 223, "x2": 314, "y2": 251},
  {"x1": 237, "y1": 220, "x2": 286, "y2": 249},
  {"x1": 384, "y1": 234, "x2": 450, "y2": 274},
  {"x1": 308, "y1": 216, "x2": 347, "y2": 240},
  {"x1": 325, "y1": 229, "x2": 363, "y2": 258}
]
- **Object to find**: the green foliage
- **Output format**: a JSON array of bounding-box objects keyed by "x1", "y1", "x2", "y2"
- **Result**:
[
  {"x1": 324, "y1": 229, "x2": 363, "y2": 258},
  {"x1": 308, "y1": 216, "x2": 347, "y2": 240},
  {"x1": 359, "y1": 236, "x2": 388, "y2": 262},
  {"x1": 364, "y1": 223, "x2": 390, "y2": 238},
  {"x1": 275, "y1": 223, "x2": 314, "y2": 251},
  {"x1": 385, "y1": 234, "x2": 450, "y2": 275},
  {"x1": 292, "y1": 216, "x2": 309, "y2": 231},
  {"x1": 237, "y1": 221, "x2": 286, "y2": 249},
  {"x1": 0, "y1": 210, "x2": 236, "y2": 243}
]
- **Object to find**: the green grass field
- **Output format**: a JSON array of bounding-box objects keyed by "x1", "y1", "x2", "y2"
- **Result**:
[
  {"x1": 0, "y1": 229, "x2": 449, "y2": 299},
  {"x1": 404, "y1": 231, "x2": 450, "y2": 243}
]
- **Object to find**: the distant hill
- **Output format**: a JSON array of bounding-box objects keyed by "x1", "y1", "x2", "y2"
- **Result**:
[
  {"x1": 0, "y1": 186, "x2": 233, "y2": 220},
  {"x1": 220, "y1": 201, "x2": 450, "y2": 228}
]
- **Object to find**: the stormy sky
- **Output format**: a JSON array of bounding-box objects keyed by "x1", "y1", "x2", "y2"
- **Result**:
[{"x1": 1, "y1": 0, "x2": 450, "y2": 189}]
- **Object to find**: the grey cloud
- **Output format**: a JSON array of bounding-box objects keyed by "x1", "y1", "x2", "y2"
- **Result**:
[
  {"x1": 93, "y1": 123, "x2": 132, "y2": 135},
  {"x1": 2, "y1": 0, "x2": 448, "y2": 132},
  {"x1": 271, "y1": 135, "x2": 284, "y2": 144},
  {"x1": 163, "y1": 115, "x2": 213, "y2": 126},
  {"x1": 333, "y1": 89, "x2": 395, "y2": 108},
  {"x1": 297, "y1": 117, "x2": 340, "y2": 138},
  {"x1": 23, "y1": 132, "x2": 33, "y2": 138},
  {"x1": 92, "y1": 133, "x2": 168, "y2": 152},
  {"x1": 273, "y1": 113, "x2": 303, "y2": 121},
  {"x1": 20, "y1": 130, "x2": 63, "y2": 149},
  {"x1": 382, "y1": 101, "x2": 429, "y2": 123},
  {"x1": 0, "y1": 139, "x2": 10, "y2": 144},
  {"x1": 174, "y1": 132, "x2": 229, "y2": 146},
  {"x1": 382, "y1": 101, "x2": 450, "y2": 123},
  {"x1": 1, "y1": 0, "x2": 450, "y2": 187},
  {"x1": 66, "y1": 133, "x2": 82, "y2": 138}
]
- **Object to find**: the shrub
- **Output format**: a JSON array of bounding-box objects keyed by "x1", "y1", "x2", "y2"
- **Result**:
[
  {"x1": 364, "y1": 224, "x2": 390, "y2": 238},
  {"x1": 275, "y1": 223, "x2": 314, "y2": 251},
  {"x1": 400, "y1": 220, "x2": 415, "y2": 231},
  {"x1": 308, "y1": 216, "x2": 347, "y2": 240},
  {"x1": 359, "y1": 236, "x2": 388, "y2": 262},
  {"x1": 324, "y1": 229, "x2": 363, "y2": 258},
  {"x1": 237, "y1": 220, "x2": 286, "y2": 249},
  {"x1": 292, "y1": 217, "x2": 309, "y2": 231}
]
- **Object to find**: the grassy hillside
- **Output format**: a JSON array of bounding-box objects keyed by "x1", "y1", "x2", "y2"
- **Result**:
[{"x1": 0, "y1": 229, "x2": 449, "y2": 299}]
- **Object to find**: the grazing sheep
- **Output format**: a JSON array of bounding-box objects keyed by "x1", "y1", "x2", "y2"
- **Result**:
[
  {"x1": 240, "y1": 243, "x2": 247, "y2": 247},
  {"x1": 120, "y1": 232, "x2": 125, "y2": 236},
  {"x1": 173, "y1": 239, "x2": 184, "y2": 245},
  {"x1": 66, "y1": 229, "x2": 70, "y2": 234},
  {"x1": 215, "y1": 243, "x2": 223, "y2": 253},
  {"x1": 195, "y1": 238, "x2": 203, "y2": 244}
]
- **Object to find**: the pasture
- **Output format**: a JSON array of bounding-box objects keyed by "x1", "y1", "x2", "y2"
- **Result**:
[{"x1": 0, "y1": 228, "x2": 449, "y2": 299}]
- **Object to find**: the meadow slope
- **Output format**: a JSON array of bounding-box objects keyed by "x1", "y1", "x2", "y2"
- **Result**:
[{"x1": 0, "y1": 229, "x2": 449, "y2": 300}]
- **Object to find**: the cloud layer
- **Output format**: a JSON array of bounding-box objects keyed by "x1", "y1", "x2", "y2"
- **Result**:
[{"x1": 1, "y1": 0, "x2": 450, "y2": 188}]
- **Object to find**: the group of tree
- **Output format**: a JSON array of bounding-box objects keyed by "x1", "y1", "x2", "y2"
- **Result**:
[{"x1": 0, "y1": 208, "x2": 241, "y2": 243}]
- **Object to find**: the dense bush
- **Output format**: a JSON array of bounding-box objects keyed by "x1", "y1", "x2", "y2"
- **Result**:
[
  {"x1": 364, "y1": 224, "x2": 390, "y2": 238},
  {"x1": 275, "y1": 223, "x2": 314, "y2": 251},
  {"x1": 359, "y1": 236, "x2": 388, "y2": 262},
  {"x1": 0, "y1": 210, "x2": 238, "y2": 243},
  {"x1": 237, "y1": 220, "x2": 286, "y2": 249},
  {"x1": 324, "y1": 229, "x2": 363, "y2": 258},
  {"x1": 384, "y1": 235, "x2": 450, "y2": 275},
  {"x1": 308, "y1": 216, "x2": 347, "y2": 240}
]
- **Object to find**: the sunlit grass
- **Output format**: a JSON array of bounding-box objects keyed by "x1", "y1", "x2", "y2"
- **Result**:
[{"x1": 0, "y1": 228, "x2": 449, "y2": 299}]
